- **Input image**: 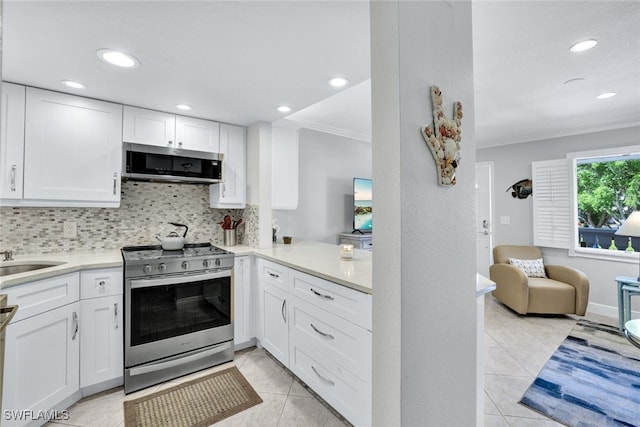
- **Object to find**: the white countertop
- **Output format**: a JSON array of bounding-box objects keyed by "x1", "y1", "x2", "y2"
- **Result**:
[
  {"x1": 0, "y1": 250, "x2": 123, "y2": 289},
  {"x1": 476, "y1": 274, "x2": 496, "y2": 297},
  {"x1": 219, "y1": 240, "x2": 373, "y2": 294}
]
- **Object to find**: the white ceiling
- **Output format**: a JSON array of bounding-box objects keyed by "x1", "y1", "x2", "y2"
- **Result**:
[{"x1": 3, "y1": 1, "x2": 640, "y2": 149}]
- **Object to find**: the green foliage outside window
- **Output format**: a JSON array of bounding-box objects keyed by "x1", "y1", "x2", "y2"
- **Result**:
[{"x1": 577, "y1": 158, "x2": 640, "y2": 229}]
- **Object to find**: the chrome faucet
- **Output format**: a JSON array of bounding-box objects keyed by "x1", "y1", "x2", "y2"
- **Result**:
[{"x1": 1, "y1": 250, "x2": 13, "y2": 261}]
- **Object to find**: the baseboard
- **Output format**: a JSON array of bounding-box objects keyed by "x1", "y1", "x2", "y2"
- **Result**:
[
  {"x1": 234, "y1": 338, "x2": 256, "y2": 351},
  {"x1": 587, "y1": 302, "x2": 640, "y2": 320}
]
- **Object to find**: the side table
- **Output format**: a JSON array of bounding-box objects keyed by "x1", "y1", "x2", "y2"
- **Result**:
[
  {"x1": 615, "y1": 276, "x2": 640, "y2": 330},
  {"x1": 624, "y1": 319, "x2": 640, "y2": 350}
]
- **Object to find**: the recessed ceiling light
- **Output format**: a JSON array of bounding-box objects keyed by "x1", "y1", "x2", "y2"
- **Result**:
[
  {"x1": 61, "y1": 80, "x2": 87, "y2": 89},
  {"x1": 277, "y1": 105, "x2": 291, "y2": 113},
  {"x1": 97, "y1": 49, "x2": 140, "y2": 68},
  {"x1": 596, "y1": 92, "x2": 616, "y2": 99},
  {"x1": 328, "y1": 77, "x2": 349, "y2": 88},
  {"x1": 563, "y1": 77, "x2": 585, "y2": 85},
  {"x1": 569, "y1": 39, "x2": 598, "y2": 53},
  {"x1": 176, "y1": 104, "x2": 192, "y2": 111}
]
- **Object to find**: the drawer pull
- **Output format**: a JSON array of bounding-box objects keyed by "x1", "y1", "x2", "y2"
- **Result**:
[
  {"x1": 281, "y1": 299, "x2": 287, "y2": 323},
  {"x1": 268, "y1": 271, "x2": 280, "y2": 279},
  {"x1": 99, "y1": 280, "x2": 106, "y2": 287},
  {"x1": 311, "y1": 366, "x2": 335, "y2": 386},
  {"x1": 310, "y1": 323, "x2": 334, "y2": 340},
  {"x1": 310, "y1": 288, "x2": 334, "y2": 300},
  {"x1": 114, "y1": 303, "x2": 119, "y2": 329}
]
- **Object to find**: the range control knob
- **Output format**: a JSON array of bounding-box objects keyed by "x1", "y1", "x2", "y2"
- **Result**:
[
  {"x1": 215, "y1": 258, "x2": 221, "y2": 266},
  {"x1": 181, "y1": 261, "x2": 190, "y2": 270},
  {"x1": 142, "y1": 264, "x2": 152, "y2": 274},
  {"x1": 158, "y1": 263, "x2": 167, "y2": 272},
  {"x1": 203, "y1": 259, "x2": 212, "y2": 268}
]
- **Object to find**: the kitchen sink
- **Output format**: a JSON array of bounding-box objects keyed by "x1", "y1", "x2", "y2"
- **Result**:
[{"x1": 0, "y1": 262, "x2": 64, "y2": 277}]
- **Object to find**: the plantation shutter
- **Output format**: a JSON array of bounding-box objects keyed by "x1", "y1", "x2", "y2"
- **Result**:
[{"x1": 532, "y1": 159, "x2": 571, "y2": 249}]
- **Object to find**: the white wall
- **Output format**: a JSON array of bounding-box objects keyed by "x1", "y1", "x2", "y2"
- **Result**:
[
  {"x1": 371, "y1": 1, "x2": 477, "y2": 425},
  {"x1": 476, "y1": 125, "x2": 640, "y2": 317},
  {"x1": 273, "y1": 128, "x2": 372, "y2": 244}
]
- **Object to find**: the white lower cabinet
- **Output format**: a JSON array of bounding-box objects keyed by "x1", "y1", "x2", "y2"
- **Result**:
[
  {"x1": 3, "y1": 275, "x2": 81, "y2": 427},
  {"x1": 2, "y1": 268, "x2": 124, "y2": 426},
  {"x1": 256, "y1": 257, "x2": 371, "y2": 427},
  {"x1": 79, "y1": 268, "x2": 124, "y2": 393},
  {"x1": 233, "y1": 256, "x2": 254, "y2": 349}
]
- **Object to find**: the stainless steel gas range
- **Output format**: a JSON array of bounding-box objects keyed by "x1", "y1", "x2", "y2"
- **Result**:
[{"x1": 121, "y1": 243, "x2": 234, "y2": 394}]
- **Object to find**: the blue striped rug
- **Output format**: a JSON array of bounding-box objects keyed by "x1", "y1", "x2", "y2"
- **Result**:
[{"x1": 519, "y1": 319, "x2": 640, "y2": 427}]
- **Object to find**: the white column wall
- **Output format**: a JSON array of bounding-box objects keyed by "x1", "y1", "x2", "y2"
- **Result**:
[
  {"x1": 371, "y1": 1, "x2": 478, "y2": 425},
  {"x1": 247, "y1": 122, "x2": 273, "y2": 248}
]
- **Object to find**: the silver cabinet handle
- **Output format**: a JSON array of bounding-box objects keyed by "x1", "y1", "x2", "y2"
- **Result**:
[
  {"x1": 311, "y1": 366, "x2": 335, "y2": 386},
  {"x1": 72, "y1": 311, "x2": 79, "y2": 340},
  {"x1": 268, "y1": 271, "x2": 280, "y2": 279},
  {"x1": 281, "y1": 299, "x2": 287, "y2": 323},
  {"x1": 114, "y1": 303, "x2": 118, "y2": 329},
  {"x1": 168, "y1": 140, "x2": 173, "y2": 145},
  {"x1": 99, "y1": 280, "x2": 106, "y2": 287},
  {"x1": 10, "y1": 164, "x2": 17, "y2": 192},
  {"x1": 310, "y1": 323, "x2": 334, "y2": 340},
  {"x1": 112, "y1": 172, "x2": 117, "y2": 195},
  {"x1": 178, "y1": 141, "x2": 183, "y2": 147},
  {"x1": 222, "y1": 183, "x2": 226, "y2": 197},
  {"x1": 310, "y1": 288, "x2": 334, "y2": 300}
]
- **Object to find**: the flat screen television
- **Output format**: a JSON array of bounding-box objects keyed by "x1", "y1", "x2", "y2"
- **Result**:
[{"x1": 353, "y1": 178, "x2": 372, "y2": 233}]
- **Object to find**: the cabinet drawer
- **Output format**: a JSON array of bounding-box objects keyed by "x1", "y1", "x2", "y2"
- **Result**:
[
  {"x1": 80, "y1": 268, "x2": 123, "y2": 299},
  {"x1": 5, "y1": 272, "x2": 80, "y2": 323},
  {"x1": 290, "y1": 296, "x2": 371, "y2": 383},
  {"x1": 289, "y1": 269, "x2": 371, "y2": 330},
  {"x1": 256, "y1": 258, "x2": 288, "y2": 292},
  {"x1": 361, "y1": 239, "x2": 373, "y2": 250},
  {"x1": 289, "y1": 341, "x2": 370, "y2": 427}
]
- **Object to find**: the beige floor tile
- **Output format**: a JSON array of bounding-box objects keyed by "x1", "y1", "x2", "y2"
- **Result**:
[
  {"x1": 484, "y1": 391, "x2": 501, "y2": 415},
  {"x1": 210, "y1": 392, "x2": 287, "y2": 427},
  {"x1": 277, "y1": 395, "x2": 348, "y2": 427},
  {"x1": 58, "y1": 388, "x2": 125, "y2": 427},
  {"x1": 484, "y1": 414, "x2": 510, "y2": 426},
  {"x1": 289, "y1": 378, "x2": 313, "y2": 397},
  {"x1": 504, "y1": 348, "x2": 553, "y2": 377},
  {"x1": 483, "y1": 374, "x2": 543, "y2": 419},
  {"x1": 238, "y1": 354, "x2": 294, "y2": 395},
  {"x1": 485, "y1": 347, "x2": 531, "y2": 377}
]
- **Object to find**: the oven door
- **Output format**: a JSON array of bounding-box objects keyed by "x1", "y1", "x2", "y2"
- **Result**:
[{"x1": 125, "y1": 269, "x2": 233, "y2": 367}]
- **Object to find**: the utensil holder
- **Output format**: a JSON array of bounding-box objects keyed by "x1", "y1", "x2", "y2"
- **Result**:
[{"x1": 223, "y1": 229, "x2": 237, "y2": 246}]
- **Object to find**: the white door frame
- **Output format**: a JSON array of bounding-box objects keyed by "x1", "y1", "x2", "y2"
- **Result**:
[{"x1": 475, "y1": 161, "x2": 494, "y2": 277}]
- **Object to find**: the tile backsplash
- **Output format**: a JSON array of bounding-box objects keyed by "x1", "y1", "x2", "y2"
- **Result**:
[{"x1": 0, "y1": 181, "x2": 257, "y2": 255}]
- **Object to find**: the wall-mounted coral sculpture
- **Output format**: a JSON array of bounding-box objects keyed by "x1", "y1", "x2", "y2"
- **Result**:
[
  {"x1": 421, "y1": 86, "x2": 463, "y2": 186},
  {"x1": 507, "y1": 178, "x2": 532, "y2": 199}
]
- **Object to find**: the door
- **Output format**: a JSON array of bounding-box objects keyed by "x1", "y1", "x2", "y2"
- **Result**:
[
  {"x1": 261, "y1": 281, "x2": 289, "y2": 367},
  {"x1": 175, "y1": 115, "x2": 220, "y2": 152},
  {"x1": 0, "y1": 83, "x2": 26, "y2": 200},
  {"x1": 23, "y1": 88, "x2": 122, "y2": 204},
  {"x1": 123, "y1": 106, "x2": 176, "y2": 147},
  {"x1": 80, "y1": 295, "x2": 123, "y2": 388},
  {"x1": 211, "y1": 124, "x2": 246, "y2": 208},
  {"x1": 475, "y1": 162, "x2": 493, "y2": 277},
  {"x1": 2, "y1": 302, "x2": 80, "y2": 426}
]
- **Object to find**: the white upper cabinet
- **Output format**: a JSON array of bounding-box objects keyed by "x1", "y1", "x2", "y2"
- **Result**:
[
  {"x1": 272, "y1": 126, "x2": 299, "y2": 210},
  {"x1": 23, "y1": 88, "x2": 122, "y2": 206},
  {"x1": 122, "y1": 106, "x2": 175, "y2": 147},
  {"x1": 123, "y1": 106, "x2": 220, "y2": 152},
  {"x1": 175, "y1": 115, "x2": 220, "y2": 152},
  {"x1": 210, "y1": 123, "x2": 246, "y2": 208},
  {"x1": 0, "y1": 82, "x2": 26, "y2": 200}
]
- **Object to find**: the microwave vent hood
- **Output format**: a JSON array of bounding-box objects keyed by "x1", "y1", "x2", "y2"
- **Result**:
[{"x1": 122, "y1": 143, "x2": 224, "y2": 184}]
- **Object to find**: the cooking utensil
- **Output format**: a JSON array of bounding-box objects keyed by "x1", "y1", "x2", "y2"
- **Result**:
[
  {"x1": 223, "y1": 215, "x2": 232, "y2": 229},
  {"x1": 156, "y1": 222, "x2": 189, "y2": 250},
  {"x1": 234, "y1": 218, "x2": 243, "y2": 229}
]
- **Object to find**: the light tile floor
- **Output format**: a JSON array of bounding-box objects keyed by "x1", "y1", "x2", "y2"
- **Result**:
[
  {"x1": 483, "y1": 294, "x2": 618, "y2": 427},
  {"x1": 47, "y1": 296, "x2": 619, "y2": 427}
]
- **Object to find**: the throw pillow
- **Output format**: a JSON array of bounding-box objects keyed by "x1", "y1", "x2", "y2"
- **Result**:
[{"x1": 508, "y1": 257, "x2": 547, "y2": 278}]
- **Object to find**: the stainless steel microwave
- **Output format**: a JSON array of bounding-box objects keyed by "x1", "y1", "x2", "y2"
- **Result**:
[{"x1": 122, "y1": 143, "x2": 223, "y2": 184}]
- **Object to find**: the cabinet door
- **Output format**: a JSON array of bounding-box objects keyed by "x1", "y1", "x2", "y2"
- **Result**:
[
  {"x1": 175, "y1": 115, "x2": 220, "y2": 152},
  {"x1": 122, "y1": 106, "x2": 176, "y2": 147},
  {"x1": 261, "y1": 281, "x2": 289, "y2": 367},
  {"x1": 233, "y1": 256, "x2": 254, "y2": 348},
  {"x1": 80, "y1": 295, "x2": 123, "y2": 388},
  {"x1": 210, "y1": 124, "x2": 246, "y2": 208},
  {"x1": 0, "y1": 83, "x2": 26, "y2": 200},
  {"x1": 23, "y1": 88, "x2": 122, "y2": 204},
  {"x1": 2, "y1": 302, "x2": 80, "y2": 426}
]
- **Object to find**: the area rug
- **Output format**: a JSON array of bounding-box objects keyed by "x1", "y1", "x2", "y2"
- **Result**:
[
  {"x1": 123, "y1": 367, "x2": 262, "y2": 427},
  {"x1": 519, "y1": 319, "x2": 640, "y2": 427}
]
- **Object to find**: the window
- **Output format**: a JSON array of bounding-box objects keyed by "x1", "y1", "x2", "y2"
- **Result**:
[{"x1": 532, "y1": 145, "x2": 640, "y2": 260}]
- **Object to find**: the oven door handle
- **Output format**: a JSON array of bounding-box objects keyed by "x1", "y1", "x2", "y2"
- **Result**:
[{"x1": 130, "y1": 270, "x2": 231, "y2": 289}]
